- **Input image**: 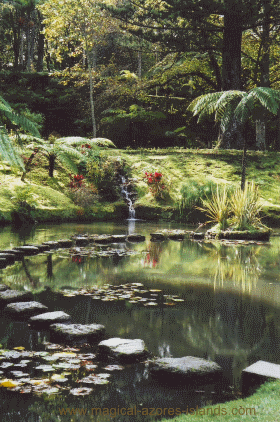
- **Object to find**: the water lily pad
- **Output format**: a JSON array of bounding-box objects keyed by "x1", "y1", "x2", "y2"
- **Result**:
[
  {"x1": 35, "y1": 365, "x2": 55, "y2": 372},
  {"x1": 85, "y1": 364, "x2": 98, "y2": 371},
  {"x1": 0, "y1": 362, "x2": 14, "y2": 368},
  {"x1": 0, "y1": 379, "x2": 21, "y2": 388},
  {"x1": 53, "y1": 362, "x2": 80, "y2": 370},
  {"x1": 45, "y1": 344, "x2": 64, "y2": 351},
  {"x1": 104, "y1": 365, "x2": 124, "y2": 371},
  {"x1": 10, "y1": 371, "x2": 29, "y2": 377},
  {"x1": 51, "y1": 374, "x2": 68, "y2": 383},
  {"x1": 79, "y1": 374, "x2": 110, "y2": 385},
  {"x1": 52, "y1": 352, "x2": 77, "y2": 358},
  {"x1": 33, "y1": 386, "x2": 60, "y2": 395},
  {"x1": 70, "y1": 387, "x2": 93, "y2": 396},
  {"x1": 13, "y1": 347, "x2": 25, "y2": 351}
]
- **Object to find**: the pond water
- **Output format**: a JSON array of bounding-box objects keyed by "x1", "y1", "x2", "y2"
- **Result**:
[{"x1": 1, "y1": 221, "x2": 280, "y2": 421}]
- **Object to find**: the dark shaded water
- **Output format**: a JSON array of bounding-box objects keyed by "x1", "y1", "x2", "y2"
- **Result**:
[{"x1": 1, "y1": 221, "x2": 280, "y2": 421}]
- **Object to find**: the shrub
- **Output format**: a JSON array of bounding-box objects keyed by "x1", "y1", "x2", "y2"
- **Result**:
[
  {"x1": 144, "y1": 171, "x2": 167, "y2": 199},
  {"x1": 178, "y1": 180, "x2": 217, "y2": 218},
  {"x1": 196, "y1": 184, "x2": 231, "y2": 230},
  {"x1": 11, "y1": 186, "x2": 38, "y2": 224},
  {"x1": 229, "y1": 181, "x2": 264, "y2": 230}
]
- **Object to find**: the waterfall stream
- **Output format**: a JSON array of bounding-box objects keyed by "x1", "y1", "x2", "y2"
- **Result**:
[{"x1": 120, "y1": 176, "x2": 136, "y2": 221}]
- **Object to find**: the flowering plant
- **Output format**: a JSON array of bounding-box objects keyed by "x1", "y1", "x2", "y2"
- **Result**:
[
  {"x1": 144, "y1": 171, "x2": 166, "y2": 198},
  {"x1": 69, "y1": 174, "x2": 85, "y2": 189}
]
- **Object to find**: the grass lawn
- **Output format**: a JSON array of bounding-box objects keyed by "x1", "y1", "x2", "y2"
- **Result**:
[
  {"x1": 0, "y1": 147, "x2": 280, "y2": 224},
  {"x1": 160, "y1": 380, "x2": 280, "y2": 422}
]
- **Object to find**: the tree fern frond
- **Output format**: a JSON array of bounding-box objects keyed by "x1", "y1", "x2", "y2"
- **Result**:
[
  {"x1": 249, "y1": 87, "x2": 280, "y2": 115},
  {"x1": 0, "y1": 127, "x2": 24, "y2": 169},
  {"x1": 90, "y1": 138, "x2": 116, "y2": 148},
  {"x1": 56, "y1": 152, "x2": 78, "y2": 173},
  {"x1": 219, "y1": 101, "x2": 239, "y2": 132},
  {"x1": 234, "y1": 94, "x2": 254, "y2": 124},
  {"x1": 56, "y1": 145, "x2": 85, "y2": 159},
  {"x1": 56, "y1": 137, "x2": 90, "y2": 146},
  {"x1": 187, "y1": 92, "x2": 223, "y2": 116},
  {"x1": 0, "y1": 105, "x2": 40, "y2": 137}
]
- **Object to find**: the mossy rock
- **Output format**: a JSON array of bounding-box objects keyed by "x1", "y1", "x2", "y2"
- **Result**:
[{"x1": 206, "y1": 228, "x2": 271, "y2": 241}]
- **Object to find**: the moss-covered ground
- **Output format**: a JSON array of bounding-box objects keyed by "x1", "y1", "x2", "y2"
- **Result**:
[
  {"x1": 160, "y1": 380, "x2": 280, "y2": 422},
  {"x1": 1, "y1": 147, "x2": 280, "y2": 225}
]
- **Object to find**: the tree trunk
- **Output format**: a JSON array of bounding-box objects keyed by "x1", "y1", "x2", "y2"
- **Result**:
[
  {"x1": 256, "y1": 119, "x2": 266, "y2": 150},
  {"x1": 241, "y1": 138, "x2": 247, "y2": 191},
  {"x1": 87, "y1": 47, "x2": 97, "y2": 138},
  {"x1": 137, "y1": 48, "x2": 142, "y2": 79},
  {"x1": 49, "y1": 154, "x2": 55, "y2": 177},
  {"x1": 218, "y1": 6, "x2": 243, "y2": 149}
]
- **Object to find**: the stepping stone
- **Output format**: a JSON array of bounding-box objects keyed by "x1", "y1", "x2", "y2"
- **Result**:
[
  {"x1": 5, "y1": 301, "x2": 48, "y2": 316},
  {"x1": 42, "y1": 241, "x2": 59, "y2": 249},
  {"x1": 57, "y1": 239, "x2": 74, "y2": 248},
  {"x1": 97, "y1": 338, "x2": 148, "y2": 363},
  {"x1": 1, "y1": 249, "x2": 25, "y2": 260},
  {"x1": 242, "y1": 360, "x2": 280, "y2": 395},
  {"x1": 74, "y1": 237, "x2": 89, "y2": 246},
  {"x1": 150, "y1": 233, "x2": 166, "y2": 241},
  {"x1": 14, "y1": 246, "x2": 39, "y2": 256},
  {"x1": 93, "y1": 235, "x2": 113, "y2": 244},
  {"x1": 0, "y1": 284, "x2": 10, "y2": 292},
  {"x1": 111, "y1": 235, "x2": 127, "y2": 242},
  {"x1": 126, "y1": 234, "x2": 145, "y2": 242},
  {"x1": 190, "y1": 232, "x2": 205, "y2": 240},
  {"x1": 0, "y1": 259, "x2": 7, "y2": 269},
  {"x1": 150, "y1": 357, "x2": 222, "y2": 384},
  {"x1": 27, "y1": 244, "x2": 51, "y2": 252},
  {"x1": 0, "y1": 290, "x2": 32, "y2": 303},
  {"x1": 30, "y1": 311, "x2": 71, "y2": 325},
  {"x1": 168, "y1": 233, "x2": 185, "y2": 240},
  {"x1": 0, "y1": 253, "x2": 15, "y2": 265},
  {"x1": 50, "y1": 323, "x2": 105, "y2": 342}
]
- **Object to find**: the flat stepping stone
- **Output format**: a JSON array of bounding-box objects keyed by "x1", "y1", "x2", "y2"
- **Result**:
[
  {"x1": 27, "y1": 244, "x2": 51, "y2": 252},
  {"x1": 190, "y1": 232, "x2": 205, "y2": 240},
  {"x1": 42, "y1": 241, "x2": 59, "y2": 249},
  {"x1": 0, "y1": 253, "x2": 15, "y2": 265},
  {"x1": 150, "y1": 233, "x2": 166, "y2": 241},
  {"x1": 50, "y1": 323, "x2": 105, "y2": 341},
  {"x1": 150, "y1": 357, "x2": 222, "y2": 384},
  {"x1": 5, "y1": 301, "x2": 48, "y2": 316},
  {"x1": 126, "y1": 234, "x2": 145, "y2": 242},
  {"x1": 1, "y1": 249, "x2": 25, "y2": 260},
  {"x1": 30, "y1": 311, "x2": 71, "y2": 325},
  {"x1": 0, "y1": 259, "x2": 7, "y2": 269},
  {"x1": 58, "y1": 239, "x2": 74, "y2": 248},
  {"x1": 242, "y1": 360, "x2": 280, "y2": 395},
  {"x1": 93, "y1": 235, "x2": 113, "y2": 244},
  {"x1": 111, "y1": 235, "x2": 127, "y2": 242},
  {"x1": 74, "y1": 237, "x2": 89, "y2": 246},
  {"x1": 0, "y1": 284, "x2": 10, "y2": 292},
  {"x1": 97, "y1": 338, "x2": 148, "y2": 363},
  {"x1": 14, "y1": 246, "x2": 39, "y2": 255},
  {"x1": 0, "y1": 290, "x2": 32, "y2": 303}
]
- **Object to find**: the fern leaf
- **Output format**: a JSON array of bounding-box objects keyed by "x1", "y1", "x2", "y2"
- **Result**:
[
  {"x1": 56, "y1": 152, "x2": 78, "y2": 173},
  {"x1": 0, "y1": 101, "x2": 40, "y2": 137},
  {"x1": 89, "y1": 138, "x2": 116, "y2": 148},
  {"x1": 0, "y1": 127, "x2": 24, "y2": 169},
  {"x1": 250, "y1": 87, "x2": 280, "y2": 115}
]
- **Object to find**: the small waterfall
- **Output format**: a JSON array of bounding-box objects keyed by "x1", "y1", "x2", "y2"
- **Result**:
[{"x1": 120, "y1": 176, "x2": 136, "y2": 220}]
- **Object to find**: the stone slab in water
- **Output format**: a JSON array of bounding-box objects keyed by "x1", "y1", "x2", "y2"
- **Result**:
[
  {"x1": 42, "y1": 241, "x2": 59, "y2": 249},
  {"x1": 0, "y1": 284, "x2": 10, "y2": 291},
  {"x1": 111, "y1": 235, "x2": 127, "y2": 242},
  {"x1": 150, "y1": 233, "x2": 166, "y2": 241},
  {"x1": 27, "y1": 244, "x2": 51, "y2": 252},
  {"x1": 127, "y1": 234, "x2": 146, "y2": 242},
  {"x1": 0, "y1": 253, "x2": 15, "y2": 265},
  {"x1": 30, "y1": 311, "x2": 71, "y2": 325},
  {"x1": 1, "y1": 249, "x2": 25, "y2": 260},
  {"x1": 190, "y1": 232, "x2": 205, "y2": 240},
  {"x1": 5, "y1": 301, "x2": 48, "y2": 315},
  {"x1": 93, "y1": 235, "x2": 113, "y2": 244},
  {"x1": 58, "y1": 239, "x2": 74, "y2": 248},
  {"x1": 97, "y1": 338, "x2": 148, "y2": 363},
  {"x1": 50, "y1": 323, "x2": 105, "y2": 341},
  {"x1": 150, "y1": 356, "x2": 222, "y2": 383},
  {"x1": 0, "y1": 290, "x2": 32, "y2": 303},
  {"x1": 0, "y1": 258, "x2": 7, "y2": 269},
  {"x1": 74, "y1": 237, "x2": 89, "y2": 246},
  {"x1": 14, "y1": 246, "x2": 39, "y2": 255},
  {"x1": 242, "y1": 360, "x2": 280, "y2": 395}
]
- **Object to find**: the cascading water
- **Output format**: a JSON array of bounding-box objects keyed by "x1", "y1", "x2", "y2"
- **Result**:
[
  {"x1": 120, "y1": 176, "x2": 136, "y2": 234},
  {"x1": 120, "y1": 176, "x2": 136, "y2": 220}
]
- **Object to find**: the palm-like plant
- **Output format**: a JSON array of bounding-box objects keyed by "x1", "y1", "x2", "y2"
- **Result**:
[
  {"x1": 196, "y1": 185, "x2": 231, "y2": 231},
  {"x1": 25, "y1": 136, "x2": 115, "y2": 177},
  {"x1": 0, "y1": 95, "x2": 40, "y2": 170},
  {"x1": 187, "y1": 87, "x2": 280, "y2": 189}
]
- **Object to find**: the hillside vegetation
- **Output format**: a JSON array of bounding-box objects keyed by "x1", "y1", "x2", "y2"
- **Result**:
[{"x1": 0, "y1": 148, "x2": 280, "y2": 225}]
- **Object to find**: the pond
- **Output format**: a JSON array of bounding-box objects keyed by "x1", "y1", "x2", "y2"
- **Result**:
[{"x1": 1, "y1": 220, "x2": 280, "y2": 421}]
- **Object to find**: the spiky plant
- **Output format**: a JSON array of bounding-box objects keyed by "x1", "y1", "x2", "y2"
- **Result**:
[
  {"x1": 196, "y1": 185, "x2": 231, "y2": 230},
  {"x1": 0, "y1": 95, "x2": 40, "y2": 170},
  {"x1": 229, "y1": 181, "x2": 265, "y2": 230}
]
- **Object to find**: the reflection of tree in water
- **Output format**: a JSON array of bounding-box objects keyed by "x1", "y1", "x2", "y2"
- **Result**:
[
  {"x1": 182, "y1": 291, "x2": 275, "y2": 389},
  {"x1": 205, "y1": 242, "x2": 262, "y2": 293}
]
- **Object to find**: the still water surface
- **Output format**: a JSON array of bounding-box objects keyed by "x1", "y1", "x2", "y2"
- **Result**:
[{"x1": 0, "y1": 221, "x2": 280, "y2": 421}]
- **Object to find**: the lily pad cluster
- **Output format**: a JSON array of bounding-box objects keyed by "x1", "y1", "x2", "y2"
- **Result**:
[
  {"x1": 60, "y1": 282, "x2": 184, "y2": 307},
  {"x1": 0, "y1": 345, "x2": 124, "y2": 396},
  {"x1": 69, "y1": 245, "x2": 140, "y2": 261}
]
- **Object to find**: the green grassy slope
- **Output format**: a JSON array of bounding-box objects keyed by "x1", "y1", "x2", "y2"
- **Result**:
[{"x1": 0, "y1": 148, "x2": 280, "y2": 224}]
